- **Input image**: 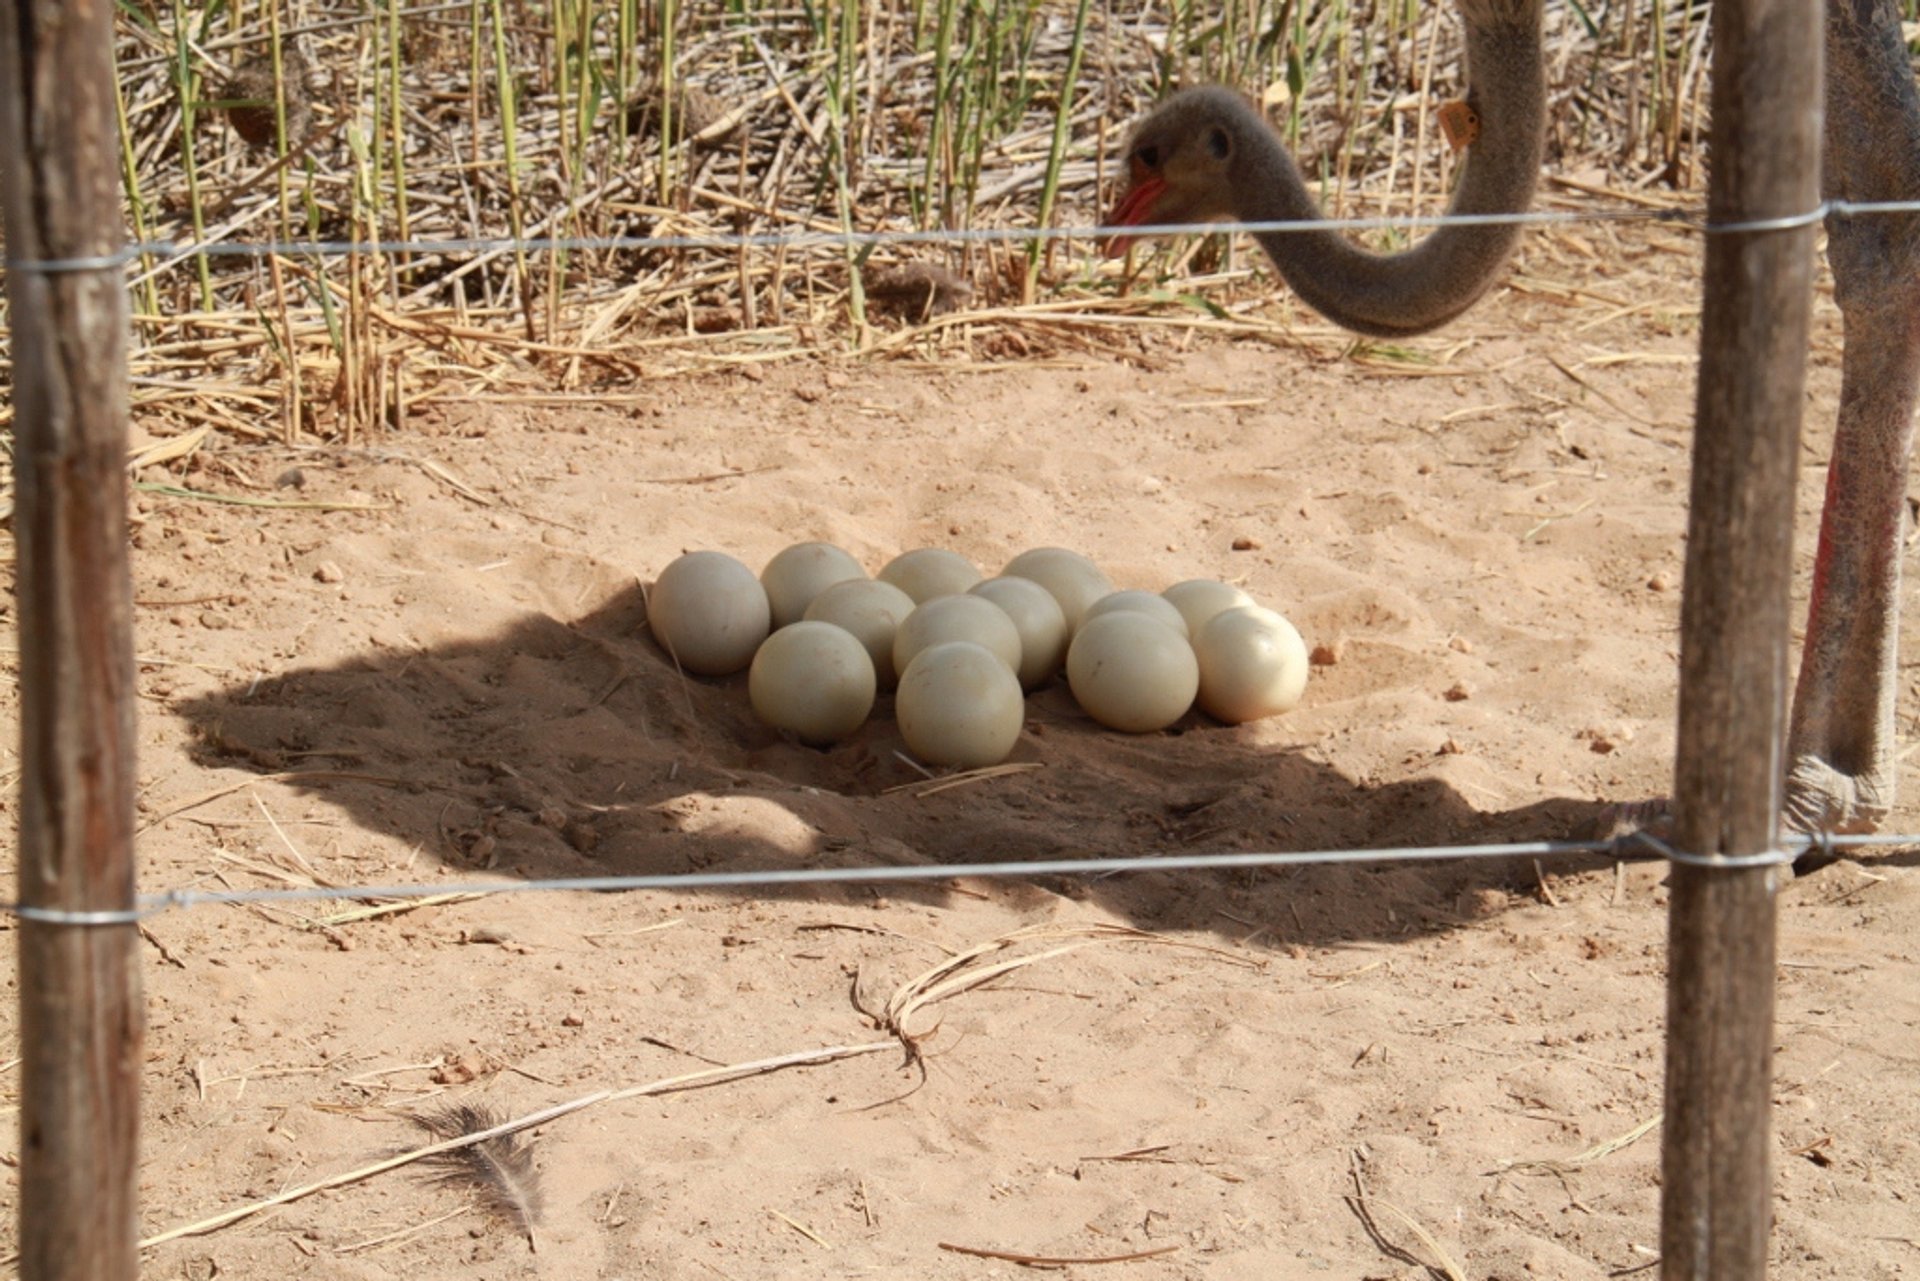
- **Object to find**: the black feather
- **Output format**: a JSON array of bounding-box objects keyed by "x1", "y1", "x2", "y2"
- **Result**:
[{"x1": 411, "y1": 1103, "x2": 545, "y2": 1251}]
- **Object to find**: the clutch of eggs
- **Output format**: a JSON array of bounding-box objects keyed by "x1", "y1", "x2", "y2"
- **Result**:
[{"x1": 646, "y1": 545, "x2": 1309, "y2": 758}]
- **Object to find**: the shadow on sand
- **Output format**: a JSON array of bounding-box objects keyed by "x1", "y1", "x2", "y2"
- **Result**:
[{"x1": 176, "y1": 581, "x2": 1639, "y2": 951}]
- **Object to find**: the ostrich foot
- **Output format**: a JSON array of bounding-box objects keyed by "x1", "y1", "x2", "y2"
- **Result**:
[
  {"x1": 1782, "y1": 754, "x2": 1888, "y2": 843},
  {"x1": 1584, "y1": 758, "x2": 1884, "y2": 876}
]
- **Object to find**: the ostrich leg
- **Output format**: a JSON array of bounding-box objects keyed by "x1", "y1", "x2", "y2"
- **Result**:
[{"x1": 1784, "y1": 0, "x2": 1920, "y2": 834}]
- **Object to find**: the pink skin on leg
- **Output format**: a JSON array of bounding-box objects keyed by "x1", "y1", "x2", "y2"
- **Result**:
[{"x1": 1784, "y1": 305, "x2": 1920, "y2": 832}]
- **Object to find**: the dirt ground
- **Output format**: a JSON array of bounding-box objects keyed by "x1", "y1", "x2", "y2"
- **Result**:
[{"x1": 3, "y1": 226, "x2": 1919, "y2": 1279}]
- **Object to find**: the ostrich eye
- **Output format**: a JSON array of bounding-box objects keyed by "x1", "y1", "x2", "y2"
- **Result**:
[
  {"x1": 1135, "y1": 144, "x2": 1160, "y2": 169},
  {"x1": 1204, "y1": 126, "x2": 1230, "y2": 160}
]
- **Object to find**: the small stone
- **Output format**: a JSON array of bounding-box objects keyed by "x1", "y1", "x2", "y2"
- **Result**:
[
  {"x1": 1438, "y1": 736, "x2": 1466, "y2": 756},
  {"x1": 314, "y1": 561, "x2": 344, "y2": 584},
  {"x1": 199, "y1": 611, "x2": 231, "y2": 630},
  {"x1": 560, "y1": 1013, "x2": 585, "y2": 1028},
  {"x1": 1444, "y1": 681, "x2": 1471, "y2": 702},
  {"x1": 1448, "y1": 635, "x2": 1475, "y2": 654},
  {"x1": 431, "y1": 1056, "x2": 482, "y2": 1085},
  {"x1": 1648, "y1": 571, "x2": 1674, "y2": 592},
  {"x1": 275, "y1": 467, "x2": 307, "y2": 490},
  {"x1": 1309, "y1": 640, "x2": 1343, "y2": 667},
  {"x1": 1231, "y1": 535, "x2": 1263, "y2": 551}
]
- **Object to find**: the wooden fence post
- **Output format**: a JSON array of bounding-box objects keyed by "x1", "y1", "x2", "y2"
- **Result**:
[
  {"x1": 1662, "y1": 0, "x2": 1822, "y2": 1275},
  {"x1": 0, "y1": 0, "x2": 143, "y2": 1278}
]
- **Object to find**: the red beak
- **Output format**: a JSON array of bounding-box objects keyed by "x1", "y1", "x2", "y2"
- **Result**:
[{"x1": 1100, "y1": 174, "x2": 1169, "y2": 258}]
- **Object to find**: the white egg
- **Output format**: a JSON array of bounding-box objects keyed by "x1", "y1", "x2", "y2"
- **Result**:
[
  {"x1": 748, "y1": 622, "x2": 877, "y2": 744},
  {"x1": 969, "y1": 576, "x2": 1069, "y2": 689},
  {"x1": 1193, "y1": 606, "x2": 1310, "y2": 723},
  {"x1": 1084, "y1": 588, "x2": 1191, "y2": 638},
  {"x1": 803, "y1": 577, "x2": 918, "y2": 688},
  {"x1": 877, "y1": 548, "x2": 983, "y2": 602},
  {"x1": 1065, "y1": 610, "x2": 1199, "y2": 733},
  {"x1": 895, "y1": 641, "x2": 1026, "y2": 768},
  {"x1": 760, "y1": 541, "x2": 866, "y2": 628},
  {"x1": 1001, "y1": 546, "x2": 1114, "y2": 633},
  {"x1": 1162, "y1": 578, "x2": 1256, "y2": 636},
  {"x1": 892, "y1": 594, "x2": 1023, "y2": 678},
  {"x1": 647, "y1": 550, "x2": 771, "y2": 676}
]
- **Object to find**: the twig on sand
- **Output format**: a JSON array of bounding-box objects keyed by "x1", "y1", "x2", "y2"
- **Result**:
[
  {"x1": 1492, "y1": 1112, "x2": 1663, "y2": 1178},
  {"x1": 938, "y1": 1240, "x2": 1181, "y2": 1265},
  {"x1": 1346, "y1": 1149, "x2": 1468, "y2": 1281}
]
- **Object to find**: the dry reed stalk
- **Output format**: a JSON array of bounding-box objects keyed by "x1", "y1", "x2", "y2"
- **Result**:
[
  {"x1": 1494, "y1": 1111, "x2": 1664, "y2": 1177},
  {"x1": 879, "y1": 760, "x2": 1044, "y2": 796}
]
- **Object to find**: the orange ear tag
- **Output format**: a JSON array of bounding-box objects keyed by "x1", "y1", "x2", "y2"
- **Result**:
[{"x1": 1438, "y1": 99, "x2": 1481, "y2": 153}]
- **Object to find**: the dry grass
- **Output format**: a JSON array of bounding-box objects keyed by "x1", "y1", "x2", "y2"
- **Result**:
[{"x1": 0, "y1": 0, "x2": 1757, "y2": 463}]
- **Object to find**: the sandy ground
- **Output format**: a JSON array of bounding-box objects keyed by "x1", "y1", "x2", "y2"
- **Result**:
[{"x1": 3, "y1": 229, "x2": 1920, "y2": 1279}]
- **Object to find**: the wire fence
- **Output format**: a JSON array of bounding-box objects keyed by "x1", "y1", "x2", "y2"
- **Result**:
[
  {"x1": 5, "y1": 831, "x2": 1913, "y2": 927},
  {"x1": 6, "y1": 195, "x2": 1916, "y2": 927},
  {"x1": 7, "y1": 196, "x2": 1918, "y2": 277},
  {"x1": 5, "y1": 192, "x2": 1913, "y2": 928}
]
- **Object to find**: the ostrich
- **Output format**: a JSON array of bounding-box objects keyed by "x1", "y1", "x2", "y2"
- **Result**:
[{"x1": 1104, "y1": 0, "x2": 1920, "y2": 837}]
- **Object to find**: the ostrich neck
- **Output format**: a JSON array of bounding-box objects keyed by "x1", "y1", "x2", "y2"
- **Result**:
[{"x1": 1244, "y1": 0, "x2": 1544, "y2": 337}]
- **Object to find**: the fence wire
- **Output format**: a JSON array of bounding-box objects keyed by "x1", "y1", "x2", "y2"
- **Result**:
[
  {"x1": 6, "y1": 196, "x2": 1917, "y2": 277},
  {"x1": 3, "y1": 831, "x2": 1913, "y2": 927}
]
